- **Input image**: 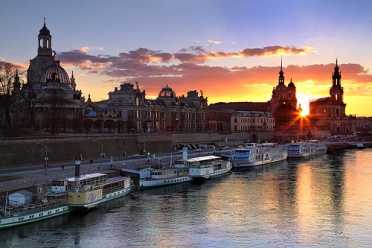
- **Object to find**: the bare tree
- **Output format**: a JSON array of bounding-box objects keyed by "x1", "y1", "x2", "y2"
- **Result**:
[
  {"x1": 18, "y1": 81, "x2": 43, "y2": 129},
  {"x1": 41, "y1": 80, "x2": 75, "y2": 134},
  {"x1": 0, "y1": 61, "x2": 17, "y2": 127}
]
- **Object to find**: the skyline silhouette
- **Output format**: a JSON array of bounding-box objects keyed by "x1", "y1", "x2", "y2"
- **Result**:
[{"x1": 1, "y1": 0, "x2": 372, "y2": 116}]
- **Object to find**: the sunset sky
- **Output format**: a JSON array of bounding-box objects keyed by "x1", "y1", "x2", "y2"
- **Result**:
[{"x1": 1, "y1": 0, "x2": 372, "y2": 116}]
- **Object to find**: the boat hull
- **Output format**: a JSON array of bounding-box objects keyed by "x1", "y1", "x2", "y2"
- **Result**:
[
  {"x1": 189, "y1": 164, "x2": 232, "y2": 180},
  {"x1": 0, "y1": 205, "x2": 69, "y2": 230},
  {"x1": 232, "y1": 144, "x2": 288, "y2": 168},
  {"x1": 232, "y1": 156, "x2": 287, "y2": 167},
  {"x1": 139, "y1": 176, "x2": 192, "y2": 190}
]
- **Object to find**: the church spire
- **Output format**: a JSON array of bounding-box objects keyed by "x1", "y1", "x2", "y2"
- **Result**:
[
  {"x1": 278, "y1": 56, "x2": 285, "y2": 85},
  {"x1": 332, "y1": 59, "x2": 341, "y2": 86},
  {"x1": 38, "y1": 18, "x2": 52, "y2": 56}
]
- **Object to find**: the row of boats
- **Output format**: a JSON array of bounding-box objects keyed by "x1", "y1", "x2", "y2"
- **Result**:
[
  {"x1": 135, "y1": 140, "x2": 328, "y2": 190},
  {"x1": 0, "y1": 163, "x2": 133, "y2": 230},
  {"x1": 0, "y1": 140, "x2": 328, "y2": 230}
]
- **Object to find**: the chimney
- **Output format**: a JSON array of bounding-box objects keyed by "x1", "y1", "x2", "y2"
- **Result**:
[
  {"x1": 182, "y1": 147, "x2": 188, "y2": 161},
  {"x1": 74, "y1": 159, "x2": 81, "y2": 177}
]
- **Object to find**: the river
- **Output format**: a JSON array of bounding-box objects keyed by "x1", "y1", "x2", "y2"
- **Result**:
[{"x1": 1, "y1": 149, "x2": 372, "y2": 247}]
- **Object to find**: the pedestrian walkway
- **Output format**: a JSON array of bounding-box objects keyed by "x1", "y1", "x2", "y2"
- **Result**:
[{"x1": 0, "y1": 163, "x2": 124, "y2": 194}]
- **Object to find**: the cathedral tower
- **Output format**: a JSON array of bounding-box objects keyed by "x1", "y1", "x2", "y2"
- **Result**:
[
  {"x1": 330, "y1": 59, "x2": 344, "y2": 103},
  {"x1": 38, "y1": 18, "x2": 52, "y2": 56},
  {"x1": 27, "y1": 19, "x2": 55, "y2": 84}
]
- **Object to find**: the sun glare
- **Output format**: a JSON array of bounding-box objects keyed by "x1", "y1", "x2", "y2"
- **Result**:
[{"x1": 300, "y1": 111, "x2": 307, "y2": 117}]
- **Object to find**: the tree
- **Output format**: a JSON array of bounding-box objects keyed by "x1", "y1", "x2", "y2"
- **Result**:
[
  {"x1": 18, "y1": 80, "x2": 42, "y2": 129},
  {"x1": 41, "y1": 81, "x2": 75, "y2": 134},
  {"x1": 0, "y1": 61, "x2": 17, "y2": 127}
]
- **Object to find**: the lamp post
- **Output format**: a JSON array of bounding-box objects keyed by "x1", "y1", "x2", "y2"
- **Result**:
[
  {"x1": 93, "y1": 139, "x2": 104, "y2": 167},
  {"x1": 36, "y1": 142, "x2": 48, "y2": 170}
]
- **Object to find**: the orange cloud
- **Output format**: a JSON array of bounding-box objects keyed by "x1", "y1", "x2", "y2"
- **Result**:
[{"x1": 14, "y1": 45, "x2": 372, "y2": 116}]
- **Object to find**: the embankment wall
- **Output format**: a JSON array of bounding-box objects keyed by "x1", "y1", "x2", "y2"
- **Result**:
[{"x1": 0, "y1": 130, "x2": 328, "y2": 168}]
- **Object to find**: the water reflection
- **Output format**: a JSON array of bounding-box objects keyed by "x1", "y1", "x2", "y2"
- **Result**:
[{"x1": 2, "y1": 150, "x2": 372, "y2": 247}]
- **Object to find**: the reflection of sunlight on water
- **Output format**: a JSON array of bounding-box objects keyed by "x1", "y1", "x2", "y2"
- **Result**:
[{"x1": 4, "y1": 150, "x2": 372, "y2": 247}]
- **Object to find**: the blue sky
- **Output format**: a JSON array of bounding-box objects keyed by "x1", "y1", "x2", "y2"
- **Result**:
[{"x1": 1, "y1": 0, "x2": 372, "y2": 115}]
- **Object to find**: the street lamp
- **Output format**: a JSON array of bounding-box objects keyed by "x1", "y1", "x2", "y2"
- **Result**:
[
  {"x1": 93, "y1": 139, "x2": 104, "y2": 167},
  {"x1": 36, "y1": 142, "x2": 48, "y2": 170}
]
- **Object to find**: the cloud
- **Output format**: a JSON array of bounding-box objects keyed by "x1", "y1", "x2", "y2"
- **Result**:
[
  {"x1": 53, "y1": 45, "x2": 372, "y2": 110},
  {"x1": 240, "y1": 46, "x2": 315, "y2": 57},
  {"x1": 58, "y1": 45, "x2": 316, "y2": 70},
  {"x1": 208, "y1": 40, "x2": 222, "y2": 45},
  {"x1": 0, "y1": 58, "x2": 28, "y2": 71}
]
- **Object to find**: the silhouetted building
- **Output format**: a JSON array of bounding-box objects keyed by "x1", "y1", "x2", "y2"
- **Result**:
[
  {"x1": 231, "y1": 111, "x2": 275, "y2": 131},
  {"x1": 11, "y1": 20, "x2": 84, "y2": 133},
  {"x1": 269, "y1": 58, "x2": 301, "y2": 131},
  {"x1": 309, "y1": 60, "x2": 355, "y2": 134},
  {"x1": 83, "y1": 83, "x2": 208, "y2": 133}
]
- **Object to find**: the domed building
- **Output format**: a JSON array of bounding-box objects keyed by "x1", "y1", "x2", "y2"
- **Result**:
[
  {"x1": 269, "y1": 59, "x2": 298, "y2": 113},
  {"x1": 83, "y1": 82, "x2": 208, "y2": 133},
  {"x1": 269, "y1": 58, "x2": 300, "y2": 131},
  {"x1": 309, "y1": 60, "x2": 355, "y2": 134},
  {"x1": 12, "y1": 20, "x2": 84, "y2": 133}
]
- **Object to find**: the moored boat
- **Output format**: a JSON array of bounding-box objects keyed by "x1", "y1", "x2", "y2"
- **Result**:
[
  {"x1": 231, "y1": 143, "x2": 287, "y2": 168},
  {"x1": 287, "y1": 140, "x2": 328, "y2": 158},
  {"x1": 309, "y1": 140, "x2": 328, "y2": 155},
  {"x1": 287, "y1": 142, "x2": 312, "y2": 158},
  {"x1": 53, "y1": 172, "x2": 133, "y2": 211},
  {"x1": 138, "y1": 166, "x2": 192, "y2": 190},
  {"x1": 179, "y1": 155, "x2": 232, "y2": 180},
  {"x1": 0, "y1": 163, "x2": 133, "y2": 229},
  {"x1": 0, "y1": 189, "x2": 69, "y2": 230},
  {"x1": 356, "y1": 143, "x2": 366, "y2": 149}
]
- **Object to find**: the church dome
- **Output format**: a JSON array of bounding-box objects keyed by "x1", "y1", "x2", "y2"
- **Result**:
[
  {"x1": 39, "y1": 23, "x2": 50, "y2": 35},
  {"x1": 41, "y1": 61, "x2": 71, "y2": 88},
  {"x1": 288, "y1": 79, "x2": 295, "y2": 88},
  {"x1": 276, "y1": 84, "x2": 287, "y2": 91},
  {"x1": 158, "y1": 85, "x2": 176, "y2": 98}
]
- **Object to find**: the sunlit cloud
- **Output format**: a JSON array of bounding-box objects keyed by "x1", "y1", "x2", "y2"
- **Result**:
[
  {"x1": 80, "y1": 46, "x2": 104, "y2": 52},
  {"x1": 0, "y1": 58, "x2": 28, "y2": 71},
  {"x1": 208, "y1": 39, "x2": 222, "y2": 45},
  {"x1": 57, "y1": 45, "x2": 316, "y2": 70},
  {"x1": 14, "y1": 44, "x2": 372, "y2": 116}
]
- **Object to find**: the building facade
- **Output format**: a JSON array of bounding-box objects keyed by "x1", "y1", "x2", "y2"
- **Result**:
[
  {"x1": 11, "y1": 20, "x2": 84, "y2": 133},
  {"x1": 309, "y1": 60, "x2": 356, "y2": 134},
  {"x1": 83, "y1": 83, "x2": 208, "y2": 133},
  {"x1": 269, "y1": 59, "x2": 301, "y2": 131},
  {"x1": 231, "y1": 111, "x2": 275, "y2": 131}
]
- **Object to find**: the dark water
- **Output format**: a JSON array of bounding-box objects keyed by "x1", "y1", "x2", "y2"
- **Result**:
[{"x1": 1, "y1": 149, "x2": 372, "y2": 247}]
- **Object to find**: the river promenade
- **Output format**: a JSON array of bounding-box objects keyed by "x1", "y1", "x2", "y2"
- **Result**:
[
  {"x1": 0, "y1": 156, "x2": 150, "y2": 195},
  {"x1": 0, "y1": 140, "x2": 370, "y2": 196}
]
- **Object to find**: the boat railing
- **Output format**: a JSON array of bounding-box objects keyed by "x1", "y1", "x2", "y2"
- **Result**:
[{"x1": 1, "y1": 201, "x2": 68, "y2": 216}]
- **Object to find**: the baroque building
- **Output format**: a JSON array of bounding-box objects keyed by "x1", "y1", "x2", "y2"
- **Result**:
[
  {"x1": 83, "y1": 83, "x2": 208, "y2": 133},
  {"x1": 11, "y1": 20, "x2": 83, "y2": 133},
  {"x1": 207, "y1": 59, "x2": 299, "y2": 132},
  {"x1": 309, "y1": 60, "x2": 355, "y2": 134},
  {"x1": 231, "y1": 111, "x2": 275, "y2": 131},
  {"x1": 269, "y1": 58, "x2": 300, "y2": 131}
]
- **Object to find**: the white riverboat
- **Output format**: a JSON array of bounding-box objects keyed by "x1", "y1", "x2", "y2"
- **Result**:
[
  {"x1": 231, "y1": 143, "x2": 288, "y2": 168},
  {"x1": 0, "y1": 190, "x2": 69, "y2": 230},
  {"x1": 356, "y1": 143, "x2": 366, "y2": 149},
  {"x1": 137, "y1": 152, "x2": 193, "y2": 190},
  {"x1": 55, "y1": 173, "x2": 133, "y2": 210},
  {"x1": 183, "y1": 155, "x2": 232, "y2": 180},
  {"x1": 310, "y1": 140, "x2": 328, "y2": 155},
  {"x1": 0, "y1": 168, "x2": 133, "y2": 229},
  {"x1": 138, "y1": 166, "x2": 192, "y2": 190},
  {"x1": 287, "y1": 141, "x2": 328, "y2": 158}
]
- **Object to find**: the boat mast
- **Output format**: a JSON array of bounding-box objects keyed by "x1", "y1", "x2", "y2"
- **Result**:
[
  {"x1": 4, "y1": 191, "x2": 8, "y2": 212},
  {"x1": 170, "y1": 153, "x2": 173, "y2": 167}
]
